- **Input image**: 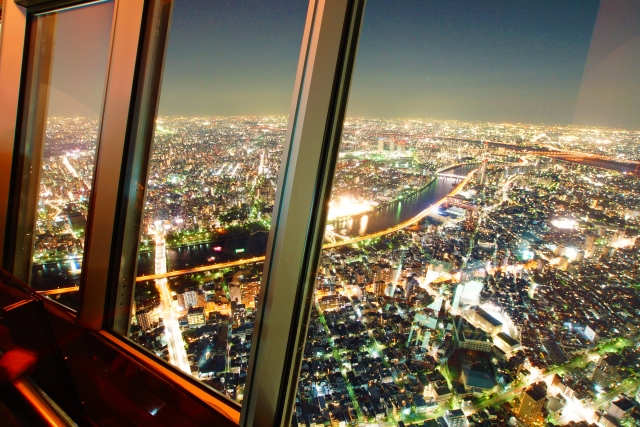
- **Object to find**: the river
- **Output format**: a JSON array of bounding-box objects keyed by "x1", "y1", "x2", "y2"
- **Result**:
[
  {"x1": 135, "y1": 164, "x2": 478, "y2": 276},
  {"x1": 31, "y1": 164, "x2": 476, "y2": 289},
  {"x1": 31, "y1": 155, "x2": 626, "y2": 289}
]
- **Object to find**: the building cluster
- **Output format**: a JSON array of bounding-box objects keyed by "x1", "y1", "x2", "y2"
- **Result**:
[
  {"x1": 36, "y1": 115, "x2": 640, "y2": 426},
  {"x1": 33, "y1": 116, "x2": 497, "y2": 269},
  {"x1": 32, "y1": 117, "x2": 100, "y2": 265}
]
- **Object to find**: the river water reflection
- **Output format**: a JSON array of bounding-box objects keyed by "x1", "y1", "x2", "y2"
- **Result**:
[
  {"x1": 30, "y1": 154, "x2": 637, "y2": 296},
  {"x1": 136, "y1": 164, "x2": 477, "y2": 275},
  {"x1": 32, "y1": 164, "x2": 477, "y2": 289}
]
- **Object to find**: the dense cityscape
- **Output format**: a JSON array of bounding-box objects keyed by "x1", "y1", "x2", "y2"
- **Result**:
[{"x1": 36, "y1": 116, "x2": 640, "y2": 427}]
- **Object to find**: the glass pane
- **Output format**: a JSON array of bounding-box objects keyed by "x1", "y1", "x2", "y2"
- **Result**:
[
  {"x1": 294, "y1": 1, "x2": 640, "y2": 426},
  {"x1": 26, "y1": 2, "x2": 114, "y2": 306},
  {"x1": 126, "y1": 0, "x2": 307, "y2": 404}
]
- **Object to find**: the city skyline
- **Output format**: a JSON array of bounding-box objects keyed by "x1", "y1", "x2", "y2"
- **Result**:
[
  {"x1": 33, "y1": 113, "x2": 640, "y2": 426},
  {"x1": 43, "y1": 1, "x2": 640, "y2": 128},
  {"x1": 5, "y1": 0, "x2": 640, "y2": 424}
]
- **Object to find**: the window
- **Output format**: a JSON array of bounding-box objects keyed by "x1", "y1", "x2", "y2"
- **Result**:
[
  {"x1": 121, "y1": 0, "x2": 307, "y2": 407},
  {"x1": 292, "y1": 1, "x2": 640, "y2": 426},
  {"x1": 1, "y1": 1, "x2": 639, "y2": 426},
  {"x1": 6, "y1": 0, "x2": 114, "y2": 310}
]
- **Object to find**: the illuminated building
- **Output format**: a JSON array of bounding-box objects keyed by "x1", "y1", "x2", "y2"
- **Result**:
[
  {"x1": 459, "y1": 280, "x2": 484, "y2": 306},
  {"x1": 317, "y1": 294, "x2": 341, "y2": 312},
  {"x1": 494, "y1": 332, "x2": 521, "y2": 355},
  {"x1": 187, "y1": 306, "x2": 205, "y2": 329},
  {"x1": 179, "y1": 290, "x2": 198, "y2": 309},
  {"x1": 231, "y1": 301, "x2": 246, "y2": 326},
  {"x1": 1, "y1": 0, "x2": 639, "y2": 426},
  {"x1": 135, "y1": 308, "x2": 152, "y2": 331},
  {"x1": 592, "y1": 354, "x2": 623, "y2": 388},
  {"x1": 606, "y1": 397, "x2": 635, "y2": 422},
  {"x1": 518, "y1": 383, "x2": 547, "y2": 426},
  {"x1": 453, "y1": 316, "x2": 492, "y2": 352},
  {"x1": 445, "y1": 409, "x2": 467, "y2": 427},
  {"x1": 584, "y1": 325, "x2": 598, "y2": 342},
  {"x1": 468, "y1": 308, "x2": 503, "y2": 335},
  {"x1": 476, "y1": 160, "x2": 487, "y2": 186}
]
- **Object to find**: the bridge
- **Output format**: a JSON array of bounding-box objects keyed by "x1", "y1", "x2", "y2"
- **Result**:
[
  {"x1": 437, "y1": 173, "x2": 465, "y2": 179},
  {"x1": 150, "y1": 223, "x2": 191, "y2": 374},
  {"x1": 439, "y1": 136, "x2": 640, "y2": 168}
]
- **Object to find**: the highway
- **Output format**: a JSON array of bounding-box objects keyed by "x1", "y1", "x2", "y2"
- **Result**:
[
  {"x1": 136, "y1": 169, "x2": 477, "y2": 282},
  {"x1": 137, "y1": 256, "x2": 266, "y2": 282},
  {"x1": 152, "y1": 226, "x2": 191, "y2": 374}
]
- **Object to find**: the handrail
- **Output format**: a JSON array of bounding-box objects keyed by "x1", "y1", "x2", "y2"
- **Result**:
[
  {"x1": 0, "y1": 269, "x2": 77, "y2": 426},
  {"x1": 10, "y1": 377, "x2": 78, "y2": 427}
]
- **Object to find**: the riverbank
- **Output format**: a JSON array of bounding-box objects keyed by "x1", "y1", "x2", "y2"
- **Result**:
[
  {"x1": 327, "y1": 175, "x2": 438, "y2": 225},
  {"x1": 136, "y1": 167, "x2": 479, "y2": 281},
  {"x1": 327, "y1": 162, "x2": 477, "y2": 226}
]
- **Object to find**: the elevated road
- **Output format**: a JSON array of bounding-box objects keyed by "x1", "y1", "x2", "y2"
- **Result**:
[{"x1": 137, "y1": 256, "x2": 266, "y2": 281}]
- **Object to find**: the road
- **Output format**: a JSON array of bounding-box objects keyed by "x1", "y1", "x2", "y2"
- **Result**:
[
  {"x1": 553, "y1": 378, "x2": 640, "y2": 425},
  {"x1": 38, "y1": 286, "x2": 80, "y2": 295},
  {"x1": 152, "y1": 227, "x2": 191, "y2": 374},
  {"x1": 136, "y1": 169, "x2": 477, "y2": 282}
]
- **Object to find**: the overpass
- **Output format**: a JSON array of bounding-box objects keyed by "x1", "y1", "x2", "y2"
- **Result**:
[{"x1": 440, "y1": 136, "x2": 640, "y2": 168}]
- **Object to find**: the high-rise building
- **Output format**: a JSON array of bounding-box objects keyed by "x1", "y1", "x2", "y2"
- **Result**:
[
  {"x1": 476, "y1": 159, "x2": 488, "y2": 185},
  {"x1": 229, "y1": 285, "x2": 242, "y2": 303},
  {"x1": 182, "y1": 290, "x2": 198, "y2": 308},
  {"x1": 374, "y1": 280, "x2": 386, "y2": 297},
  {"x1": 607, "y1": 397, "x2": 635, "y2": 422},
  {"x1": 445, "y1": 409, "x2": 467, "y2": 427},
  {"x1": 187, "y1": 306, "x2": 205, "y2": 329},
  {"x1": 584, "y1": 234, "x2": 596, "y2": 255},
  {"x1": 231, "y1": 301, "x2": 246, "y2": 326},
  {"x1": 452, "y1": 316, "x2": 493, "y2": 352},
  {"x1": 518, "y1": 383, "x2": 547, "y2": 426},
  {"x1": 468, "y1": 308, "x2": 503, "y2": 335}
]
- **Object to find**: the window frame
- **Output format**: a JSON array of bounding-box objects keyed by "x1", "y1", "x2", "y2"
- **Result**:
[
  {"x1": 240, "y1": 0, "x2": 366, "y2": 425},
  {"x1": 0, "y1": 0, "x2": 144, "y2": 324},
  {"x1": 0, "y1": 0, "x2": 367, "y2": 425}
]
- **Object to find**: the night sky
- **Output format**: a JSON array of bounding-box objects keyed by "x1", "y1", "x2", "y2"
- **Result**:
[
  {"x1": 349, "y1": 0, "x2": 602, "y2": 125},
  {"x1": 157, "y1": 0, "x2": 308, "y2": 117},
  {"x1": 49, "y1": 0, "x2": 640, "y2": 129},
  {"x1": 348, "y1": 0, "x2": 639, "y2": 128},
  {"x1": 47, "y1": 1, "x2": 114, "y2": 118}
]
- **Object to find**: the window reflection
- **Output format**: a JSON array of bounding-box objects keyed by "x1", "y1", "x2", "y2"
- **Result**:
[
  {"x1": 293, "y1": 1, "x2": 640, "y2": 426},
  {"x1": 126, "y1": 0, "x2": 307, "y2": 404},
  {"x1": 27, "y1": 2, "x2": 114, "y2": 309}
]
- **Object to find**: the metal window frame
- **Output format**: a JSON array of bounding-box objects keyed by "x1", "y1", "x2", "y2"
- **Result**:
[
  {"x1": 0, "y1": 0, "x2": 369, "y2": 425},
  {"x1": 75, "y1": 0, "x2": 145, "y2": 329},
  {"x1": 4, "y1": 6, "x2": 59, "y2": 285},
  {"x1": 240, "y1": 0, "x2": 366, "y2": 425},
  {"x1": 0, "y1": 0, "x2": 27, "y2": 275},
  {"x1": 0, "y1": 0, "x2": 147, "y2": 328},
  {"x1": 105, "y1": 0, "x2": 173, "y2": 337}
]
